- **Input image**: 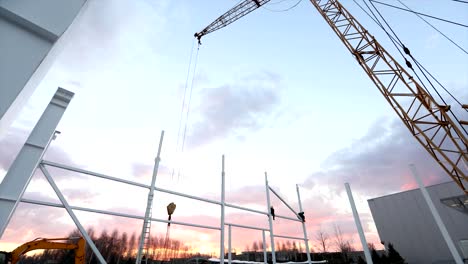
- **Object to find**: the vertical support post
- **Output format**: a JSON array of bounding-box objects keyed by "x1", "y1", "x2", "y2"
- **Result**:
[
  {"x1": 265, "y1": 172, "x2": 276, "y2": 264},
  {"x1": 296, "y1": 185, "x2": 312, "y2": 264},
  {"x1": 262, "y1": 230, "x2": 267, "y2": 264},
  {"x1": 0, "y1": 88, "x2": 73, "y2": 238},
  {"x1": 409, "y1": 164, "x2": 464, "y2": 264},
  {"x1": 40, "y1": 165, "x2": 106, "y2": 264},
  {"x1": 136, "y1": 131, "x2": 165, "y2": 264},
  {"x1": 228, "y1": 224, "x2": 232, "y2": 264},
  {"x1": 344, "y1": 183, "x2": 373, "y2": 264},
  {"x1": 220, "y1": 155, "x2": 226, "y2": 264}
]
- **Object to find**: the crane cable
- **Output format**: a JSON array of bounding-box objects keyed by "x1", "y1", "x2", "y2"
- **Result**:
[
  {"x1": 371, "y1": 0, "x2": 468, "y2": 29},
  {"x1": 354, "y1": 0, "x2": 468, "y2": 114},
  {"x1": 262, "y1": 0, "x2": 303, "y2": 12},
  {"x1": 172, "y1": 40, "x2": 201, "y2": 179},
  {"x1": 173, "y1": 39, "x2": 195, "y2": 179},
  {"x1": 365, "y1": 0, "x2": 468, "y2": 135},
  {"x1": 395, "y1": 0, "x2": 468, "y2": 111},
  {"x1": 162, "y1": 203, "x2": 176, "y2": 261},
  {"x1": 181, "y1": 44, "x2": 200, "y2": 154},
  {"x1": 371, "y1": 0, "x2": 468, "y2": 56}
]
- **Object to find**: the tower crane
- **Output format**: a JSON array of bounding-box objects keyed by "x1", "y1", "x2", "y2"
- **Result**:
[{"x1": 195, "y1": 0, "x2": 468, "y2": 194}]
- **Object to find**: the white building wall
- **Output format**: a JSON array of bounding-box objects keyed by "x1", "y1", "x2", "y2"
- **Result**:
[
  {"x1": 368, "y1": 182, "x2": 468, "y2": 264},
  {"x1": 0, "y1": 0, "x2": 86, "y2": 134}
]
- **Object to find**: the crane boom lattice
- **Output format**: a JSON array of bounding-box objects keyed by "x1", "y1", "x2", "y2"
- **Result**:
[
  {"x1": 195, "y1": 0, "x2": 271, "y2": 40},
  {"x1": 308, "y1": 0, "x2": 467, "y2": 192},
  {"x1": 194, "y1": 0, "x2": 468, "y2": 193}
]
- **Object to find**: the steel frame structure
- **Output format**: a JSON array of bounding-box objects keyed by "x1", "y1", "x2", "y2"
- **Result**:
[{"x1": 1, "y1": 129, "x2": 312, "y2": 264}]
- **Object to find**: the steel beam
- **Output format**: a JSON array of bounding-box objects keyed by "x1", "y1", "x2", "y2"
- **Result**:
[{"x1": 0, "y1": 87, "x2": 73, "y2": 238}]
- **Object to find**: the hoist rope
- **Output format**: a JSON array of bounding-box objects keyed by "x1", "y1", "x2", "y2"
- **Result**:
[
  {"x1": 364, "y1": 0, "x2": 468, "y2": 135},
  {"x1": 371, "y1": 0, "x2": 468, "y2": 28},
  {"x1": 162, "y1": 224, "x2": 171, "y2": 260},
  {"x1": 395, "y1": 0, "x2": 468, "y2": 56},
  {"x1": 451, "y1": 0, "x2": 468, "y2": 3},
  {"x1": 172, "y1": 41, "x2": 201, "y2": 180},
  {"x1": 181, "y1": 44, "x2": 200, "y2": 153},
  {"x1": 269, "y1": 0, "x2": 295, "y2": 5},
  {"x1": 355, "y1": 0, "x2": 466, "y2": 111},
  {"x1": 173, "y1": 39, "x2": 196, "y2": 179},
  {"x1": 262, "y1": 0, "x2": 303, "y2": 12}
]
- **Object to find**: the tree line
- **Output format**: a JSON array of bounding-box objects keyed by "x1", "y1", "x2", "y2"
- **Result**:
[{"x1": 18, "y1": 227, "x2": 210, "y2": 264}]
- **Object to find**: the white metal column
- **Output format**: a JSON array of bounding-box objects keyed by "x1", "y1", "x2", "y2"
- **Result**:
[
  {"x1": 136, "y1": 131, "x2": 165, "y2": 264},
  {"x1": 344, "y1": 183, "x2": 373, "y2": 264},
  {"x1": 296, "y1": 185, "x2": 312, "y2": 264},
  {"x1": 262, "y1": 230, "x2": 267, "y2": 264},
  {"x1": 409, "y1": 164, "x2": 464, "y2": 264},
  {"x1": 0, "y1": 87, "x2": 73, "y2": 238},
  {"x1": 228, "y1": 224, "x2": 232, "y2": 264},
  {"x1": 265, "y1": 172, "x2": 276, "y2": 264},
  {"x1": 40, "y1": 165, "x2": 106, "y2": 264},
  {"x1": 220, "y1": 155, "x2": 226, "y2": 264}
]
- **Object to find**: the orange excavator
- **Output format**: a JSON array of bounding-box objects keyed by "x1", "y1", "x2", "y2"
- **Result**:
[{"x1": 0, "y1": 237, "x2": 85, "y2": 264}]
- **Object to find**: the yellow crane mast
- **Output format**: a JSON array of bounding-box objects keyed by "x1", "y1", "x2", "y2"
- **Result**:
[{"x1": 194, "y1": 0, "x2": 468, "y2": 194}]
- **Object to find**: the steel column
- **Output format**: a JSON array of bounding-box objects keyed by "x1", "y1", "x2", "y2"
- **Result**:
[
  {"x1": 262, "y1": 230, "x2": 267, "y2": 264},
  {"x1": 265, "y1": 172, "x2": 276, "y2": 264},
  {"x1": 0, "y1": 87, "x2": 73, "y2": 238},
  {"x1": 228, "y1": 224, "x2": 232, "y2": 264},
  {"x1": 296, "y1": 185, "x2": 312, "y2": 264},
  {"x1": 220, "y1": 155, "x2": 226, "y2": 264},
  {"x1": 136, "y1": 131, "x2": 164, "y2": 264},
  {"x1": 40, "y1": 165, "x2": 106, "y2": 264},
  {"x1": 409, "y1": 164, "x2": 464, "y2": 264},
  {"x1": 344, "y1": 183, "x2": 373, "y2": 264}
]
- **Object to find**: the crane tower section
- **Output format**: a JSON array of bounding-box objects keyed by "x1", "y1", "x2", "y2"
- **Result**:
[{"x1": 195, "y1": 0, "x2": 468, "y2": 193}]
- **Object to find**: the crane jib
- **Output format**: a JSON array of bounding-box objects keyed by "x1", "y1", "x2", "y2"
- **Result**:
[{"x1": 193, "y1": 0, "x2": 468, "y2": 194}]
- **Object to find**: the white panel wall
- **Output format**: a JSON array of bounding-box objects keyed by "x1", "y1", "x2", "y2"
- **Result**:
[
  {"x1": 0, "y1": 0, "x2": 86, "y2": 133},
  {"x1": 368, "y1": 182, "x2": 468, "y2": 264}
]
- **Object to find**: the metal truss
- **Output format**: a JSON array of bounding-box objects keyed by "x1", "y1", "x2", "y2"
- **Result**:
[{"x1": 309, "y1": 0, "x2": 468, "y2": 193}]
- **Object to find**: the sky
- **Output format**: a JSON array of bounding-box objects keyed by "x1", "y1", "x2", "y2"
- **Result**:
[{"x1": 1, "y1": 0, "x2": 467, "y2": 257}]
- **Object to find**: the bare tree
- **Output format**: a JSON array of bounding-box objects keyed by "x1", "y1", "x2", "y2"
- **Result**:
[
  {"x1": 117, "y1": 232, "x2": 128, "y2": 264},
  {"x1": 258, "y1": 240, "x2": 266, "y2": 251},
  {"x1": 281, "y1": 241, "x2": 286, "y2": 251},
  {"x1": 315, "y1": 229, "x2": 329, "y2": 253},
  {"x1": 252, "y1": 241, "x2": 259, "y2": 252},
  {"x1": 333, "y1": 224, "x2": 354, "y2": 262},
  {"x1": 128, "y1": 232, "x2": 137, "y2": 259}
]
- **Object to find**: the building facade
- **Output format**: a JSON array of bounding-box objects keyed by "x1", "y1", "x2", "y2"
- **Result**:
[{"x1": 368, "y1": 181, "x2": 468, "y2": 264}]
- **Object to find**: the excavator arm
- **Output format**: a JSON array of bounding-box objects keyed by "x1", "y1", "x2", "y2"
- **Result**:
[
  {"x1": 6, "y1": 237, "x2": 85, "y2": 264},
  {"x1": 194, "y1": 0, "x2": 468, "y2": 193}
]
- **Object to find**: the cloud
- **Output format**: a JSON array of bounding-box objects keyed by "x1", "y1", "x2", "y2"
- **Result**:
[
  {"x1": 131, "y1": 162, "x2": 172, "y2": 179},
  {"x1": 1, "y1": 193, "x2": 74, "y2": 243},
  {"x1": 188, "y1": 72, "x2": 282, "y2": 147},
  {"x1": 0, "y1": 127, "x2": 75, "y2": 176},
  {"x1": 56, "y1": 0, "x2": 169, "y2": 73},
  {"x1": 225, "y1": 185, "x2": 267, "y2": 205},
  {"x1": 303, "y1": 117, "x2": 453, "y2": 196}
]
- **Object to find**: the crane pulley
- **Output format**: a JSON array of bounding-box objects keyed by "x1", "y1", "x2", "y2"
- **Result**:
[{"x1": 194, "y1": 0, "x2": 468, "y2": 193}]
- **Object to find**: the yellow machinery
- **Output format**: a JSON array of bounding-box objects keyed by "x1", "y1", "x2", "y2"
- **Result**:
[{"x1": 0, "y1": 237, "x2": 85, "y2": 264}]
